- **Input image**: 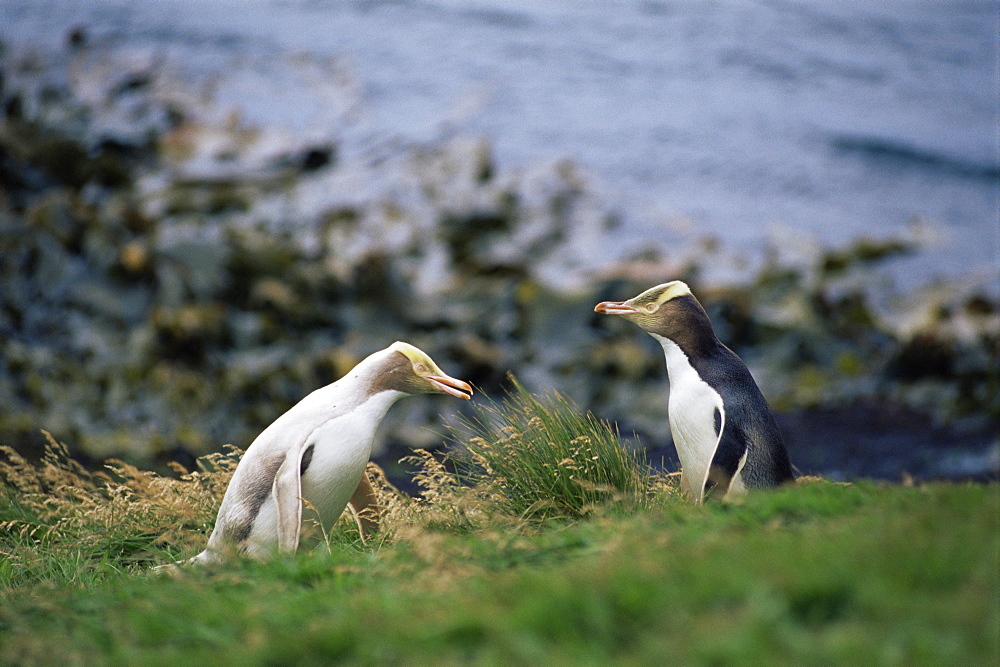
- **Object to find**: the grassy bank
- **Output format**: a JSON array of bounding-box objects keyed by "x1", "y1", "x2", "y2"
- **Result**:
[
  {"x1": 1, "y1": 480, "x2": 994, "y2": 665},
  {"x1": 1, "y1": 391, "x2": 996, "y2": 665}
]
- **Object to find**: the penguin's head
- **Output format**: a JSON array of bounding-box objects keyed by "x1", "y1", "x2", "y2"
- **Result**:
[
  {"x1": 380, "y1": 341, "x2": 474, "y2": 399},
  {"x1": 594, "y1": 281, "x2": 715, "y2": 345}
]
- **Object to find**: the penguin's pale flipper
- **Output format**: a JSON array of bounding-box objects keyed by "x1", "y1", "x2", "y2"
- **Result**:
[
  {"x1": 348, "y1": 472, "x2": 381, "y2": 542},
  {"x1": 272, "y1": 442, "x2": 310, "y2": 553}
]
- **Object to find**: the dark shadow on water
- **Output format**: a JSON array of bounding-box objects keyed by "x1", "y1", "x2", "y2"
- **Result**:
[
  {"x1": 830, "y1": 135, "x2": 1000, "y2": 181},
  {"x1": 775, "y1": 401, "x2": 998, "y2": 483}
]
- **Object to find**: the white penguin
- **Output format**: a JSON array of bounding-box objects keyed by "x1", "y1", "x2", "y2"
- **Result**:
[
  {"x1": 595, "y1": 281, "x2": 793, "y2": 502},
  {"x1": 179, "y1": 341, "x2": 471, "y2": 564}
]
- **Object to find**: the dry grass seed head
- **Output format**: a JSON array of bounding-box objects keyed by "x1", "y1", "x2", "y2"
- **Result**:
[{"x1": 1, "y1": 432, "x2": 242, "y2": 557}]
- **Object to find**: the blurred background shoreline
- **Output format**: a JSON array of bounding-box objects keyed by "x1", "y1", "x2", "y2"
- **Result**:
[{"x1": 1, "y1": 1, "x2": 997, "y2": 484}]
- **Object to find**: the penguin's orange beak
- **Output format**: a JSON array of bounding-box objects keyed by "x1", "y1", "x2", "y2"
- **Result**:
[
  {"x1": 594, "y1": 301, "x2": 639, "y2": 316},
  {"x1": 427, "y1": 375, "x2": 474, "y2": 399}
]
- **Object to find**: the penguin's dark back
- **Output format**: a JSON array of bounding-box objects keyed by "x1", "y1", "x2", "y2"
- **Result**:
[{"x1": 693, "y1": 344, "x2": 794, "y2": 485}]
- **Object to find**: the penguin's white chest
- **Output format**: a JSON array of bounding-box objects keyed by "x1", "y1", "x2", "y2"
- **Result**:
[
  {"x1": 299, "y1": 411, "x2": 379, "y2": 530},
  {"x1": 246, "y1": 397, "x2": 391, "y2": 554},
  {"x1": 653, "y1": 335, "x2": 725, "y2": 500}
]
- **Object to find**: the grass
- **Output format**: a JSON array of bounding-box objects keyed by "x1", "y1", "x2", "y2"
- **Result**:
[
  {"x1": 0, "y1": 400, "x2": 997, "y2": 665},
  {"x1": 449, "y1": 378, "x2": 662, "y2": 520}
]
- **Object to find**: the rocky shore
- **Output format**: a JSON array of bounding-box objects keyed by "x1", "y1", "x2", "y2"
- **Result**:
[{"x1": 1, "y1": 36, "x2": 996, "y2": 483}]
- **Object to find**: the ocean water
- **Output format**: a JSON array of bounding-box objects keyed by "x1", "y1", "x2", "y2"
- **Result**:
[{"x1": 3, "y1": 0, "x2": 998, "y2": 289}]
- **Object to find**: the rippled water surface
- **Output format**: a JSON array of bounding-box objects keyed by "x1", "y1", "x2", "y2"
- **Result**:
[{"x1": 4, "y1": 0, "x2": 998, "y2": 283}]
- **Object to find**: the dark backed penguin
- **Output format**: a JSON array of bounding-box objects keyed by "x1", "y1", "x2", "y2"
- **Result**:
[
  {"x1": 595, "y1": 281, "x2": 793, "y2": 501},
  {"x1": 176, "y1": 342, "x2": 472, "y2": 565}
]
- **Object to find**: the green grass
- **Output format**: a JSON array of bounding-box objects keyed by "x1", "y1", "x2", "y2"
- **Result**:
[{"x1": 1, "y1": 412, "x2": 997, "y2": 665}]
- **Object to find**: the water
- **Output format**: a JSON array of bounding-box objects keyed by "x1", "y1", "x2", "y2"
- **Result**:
[{"x1": 3, "y1": 0, "x2": 998, "y2": 288}]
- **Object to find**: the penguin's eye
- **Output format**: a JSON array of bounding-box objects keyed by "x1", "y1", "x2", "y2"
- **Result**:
[
  {"x1": 414, "y1": 363, "x2": 428, "y2": 374},
  {"x1": 643, "y1": 303, "x2": 658, "y2": 313}
]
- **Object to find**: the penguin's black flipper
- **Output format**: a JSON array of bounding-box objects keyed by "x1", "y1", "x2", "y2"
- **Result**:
[{"x1": 703, "y1": 414, "x2": 749, "y2": 499}]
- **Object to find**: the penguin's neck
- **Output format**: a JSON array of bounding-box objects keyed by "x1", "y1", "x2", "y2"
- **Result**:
[
  {"x1": 296, "y1": 350, "x2": 407, "y2": 427},
  {"x1": 650, "y1": 333, "x2": 708, "y2": 383},
  {"x1": 307, "y1": 380, "x2": 404, "y2": 428},
  {"x1": 649, "y1": 326, "x2": 722, "y2": 376},
  {"x1": 351, "y1": 389, "x2": 406, "y2": 429}
]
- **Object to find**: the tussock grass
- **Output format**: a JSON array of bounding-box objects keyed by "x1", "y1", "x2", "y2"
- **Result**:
[
  {"x1": 449, "y1": 378, "x2": 667, "y2": 521},
  {"x1": 0, "y1": 431, "x2": 239, "y2": 586}
]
